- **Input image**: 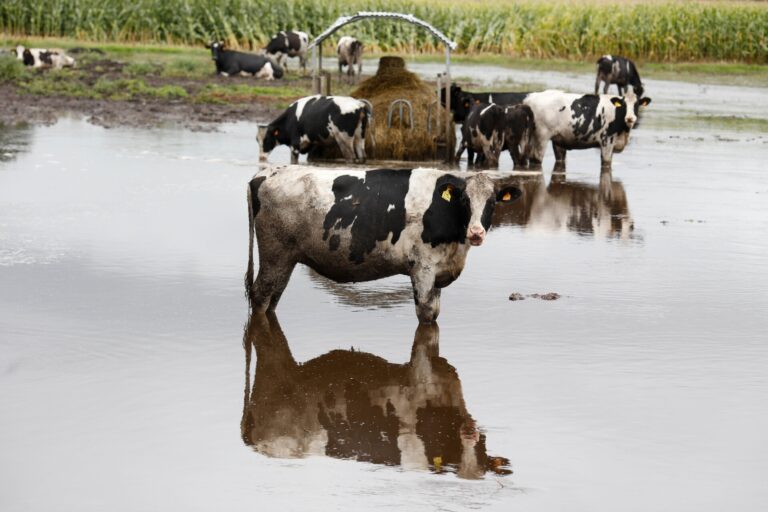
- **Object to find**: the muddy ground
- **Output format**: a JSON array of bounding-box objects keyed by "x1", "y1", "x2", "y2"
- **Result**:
[{"x1": 0, "y1": 56, "x2": 304, "y2": 130}]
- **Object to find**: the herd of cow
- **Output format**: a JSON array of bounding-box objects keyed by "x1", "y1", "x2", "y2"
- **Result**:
[{"x1": 245, "y1": 35, "x2": 653, "y2": 323}]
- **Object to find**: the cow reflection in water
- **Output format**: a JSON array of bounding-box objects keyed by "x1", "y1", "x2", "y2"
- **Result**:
[
  {"x1": 493, "y1": 170, "x2": 634, "y2": 239},
  {"x1": 241, "y1": 313, "x2": 511, "y2": 479}
]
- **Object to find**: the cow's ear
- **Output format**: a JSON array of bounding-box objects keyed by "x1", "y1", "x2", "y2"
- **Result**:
[
  {"x1": 610, "y1": 97, "x2": 624, "y2": 108},
  {"x1": 496, "y1": 186, "x2": 522, "y2": 203},
  {"x1": 639, "y1": 97, "x2": 652, "y2": 107}
]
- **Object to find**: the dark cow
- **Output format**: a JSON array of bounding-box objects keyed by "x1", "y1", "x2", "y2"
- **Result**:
[
  {"x1": 336, "y1": 36, "x2": 363, "y2": 81},
  {"x1": 503, "y1": 104, "x2": 535, "y2": 168},
  {"x1": 595, "y1": 55, "x2": 644, "y2": 97},
  {"x1": 455, "y1": 104, "x2": 506, "y2": 168},
  {"x1": 12, "y1": 45, "x2": 75, "y2": 69},
  {"x1": 206, "y1": 41, "x2": 282, "y2": 79},
  {"x1": 442, "y1": 84, "x2": 530, "y2": 125},
  {"x1": 258, "y1": 95, "x2": 370, "y2": 164},
  {"x1": 523, "y1": 89, "x2": 651, "y2": 168},
  {"x1": 264, "y1": 30, "x2": 309, "y2": 73},
  {"x1": 242, "y1": 312, "x2": 512, "y2": 478},
  {"x1": 245, "y1": 166, "x2": 522, "y2": 323}
]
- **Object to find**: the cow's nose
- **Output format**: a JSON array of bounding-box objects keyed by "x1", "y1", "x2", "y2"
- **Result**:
[
  {"x1": 626, "y1": 116, "x2": 636, "y2": 127},
  {"x1": 467, "y1": 226, "x2": 486, "y2": 246}
]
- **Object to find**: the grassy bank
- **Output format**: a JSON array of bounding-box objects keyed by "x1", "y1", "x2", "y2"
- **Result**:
[{"x1": 1, "y1": 0, "x2": 767, "y2": 63}]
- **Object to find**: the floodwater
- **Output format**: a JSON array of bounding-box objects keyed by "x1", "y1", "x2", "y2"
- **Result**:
[{"x1": 2, "y1": 66, "x2": 768, "y2": 512}]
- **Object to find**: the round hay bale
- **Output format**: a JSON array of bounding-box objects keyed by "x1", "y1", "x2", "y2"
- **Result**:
[{"x1": 311, "y1": 56, "x2": 455, "y2": 163}]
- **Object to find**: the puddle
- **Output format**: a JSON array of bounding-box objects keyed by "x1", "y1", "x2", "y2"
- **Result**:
[{"x1": 1, "y1": 102, "x2": 767, "y2": 511}]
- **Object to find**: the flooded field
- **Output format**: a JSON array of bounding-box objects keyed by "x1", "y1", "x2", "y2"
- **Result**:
[{"x1": 1, "y1": 66, "x2": 768, "y2": 511}]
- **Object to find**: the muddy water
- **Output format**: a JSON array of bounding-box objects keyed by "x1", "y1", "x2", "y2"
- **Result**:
[{"x1": 2, "y1": 72, "x2": 768, "y2": 512}]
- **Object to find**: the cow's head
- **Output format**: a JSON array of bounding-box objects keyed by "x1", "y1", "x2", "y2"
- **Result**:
[
  {"x1": 206, "y1": 40, "x2": 225, "y2": 60},
  {"x1": 424, "y1": 174, "x2": 522, "y2": 247},
  {"x1": 611, "y1": 90, "x2": 651, "y2": 130},
  {"x1": 259, "y1": 123, "x2": 280, "y2": 157}
]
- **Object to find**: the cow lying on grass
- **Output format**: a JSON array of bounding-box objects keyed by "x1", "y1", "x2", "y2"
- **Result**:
[
  {"x1": 206, "y1": 41, "x2": 283, "y2": 79},
  {"x1": 12, "y1": 45, "x2": 75, "y2": 69},
  {"x1": 245, "y1": 166, "x2": 522, "y2": 323}
]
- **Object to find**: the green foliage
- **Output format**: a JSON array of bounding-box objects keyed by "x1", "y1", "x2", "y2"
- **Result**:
[
  {"x1": 0, "y1": 54, "x2": 28, "y2": 82},
  {"x1": 195, "y1": 83, "x2": 305, "y2": 103},
  {"x1": 0, "y1": 0, "x2": 766, "y2": 62}
]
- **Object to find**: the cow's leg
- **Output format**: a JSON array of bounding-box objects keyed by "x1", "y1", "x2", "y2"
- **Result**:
[
  {"x1": 251, "y1": 259, "x2": 296, "y2": 312},
  {"x1": 600, "y1": 143, "x2": 614, "y2": 169},
  {"x1": 410, "y1": 268, "x2": 440, "y2": 323},
  {"x1": 553, "y1": 142, "x2": 567, "y2": 163},
  {"x1": 603, "y1": 82, "x2": 610, "y2": 94},
  {"x1": 290, "y1": 148, "x2": 299, "y2": 164},
  {"x1": 334, "y1": 132, "x2": 356, "y2": 163},
  {"x1": 353, "y1": 125, "x2": 366, "y2": 163},
  {"x1": 595, "y1": 75, "x2": 601, "y2": 95},
  {"x1": 454, "y1": 139, "x2": 466, "y2": 164}
]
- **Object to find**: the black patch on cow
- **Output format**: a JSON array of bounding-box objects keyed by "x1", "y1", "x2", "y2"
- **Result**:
[
  {"x1": 249, "y1": 176, "x2": 266, "y2": 216},
  {"x1": 322, "y1": 169, "x2": 412, "y2": 264},
  {"x1": 22, "y1": 49, "x2": 34, "y2": 66},
  {"x1": 480, "y1": 197, "x2": 495, "y2": 231},
  {"x1": 421, "y1": 175, "x2": 470, "y2": 247},
  {"x1": 605, "y1": 97, "x2": 629, "y2": 137},
  {"x1": 328, "y1": 234, "x2": 340, "y2": 251},
  {"x1": 39, "y1": 51, "x2": 54, "y2": 65},
  {"x1": 571, "y1": 95, "x2": 604, "y2": 140},
  {"x1": 558, "y1": 106, "x2": 565, "y2": 112}
]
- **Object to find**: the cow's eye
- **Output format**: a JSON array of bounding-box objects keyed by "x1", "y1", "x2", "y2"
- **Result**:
[
  {"x1": 464, "y1": 102, "x2": 469, "y2": 108},
  {"x1": 273, "y1": 129, "x2": 279, "y2": 136}
]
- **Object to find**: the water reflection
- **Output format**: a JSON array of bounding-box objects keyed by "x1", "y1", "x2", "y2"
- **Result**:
[
  {"x1": 0, "y1": 125, "x2": 32, "y2": 163},
  {"x1": 307, "y1": 269, "x2": 413, "y2": 309},
  {"x1": 241, "y1": 312, "x2": 511, "y2": 479},
  {"x1": 493, "y1": 171, "x2": 634, "y2": 239}
]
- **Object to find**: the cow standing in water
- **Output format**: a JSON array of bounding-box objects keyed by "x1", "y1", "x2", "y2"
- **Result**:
[
  {"x1": 264, "y1": 30, "x2": 309, "y2": 73},
  {"x1": 523, "y1": 89, "x2": 651, "y2": 168},
  {"x1": 245, "y1": 166, "x2": 522, "y2": 323},
  {"x1": 595, "y1": 55, "x2": 645, "y2": 97},
  {"x1": 336, "y1": 36, "x2": 363, "y2": 81},
  {"x1": 455, "y1": 104, "x2": 507, "y2": 168},
  {"x1": 258, "y1": 95, "x2": 370, "y2": 164}
]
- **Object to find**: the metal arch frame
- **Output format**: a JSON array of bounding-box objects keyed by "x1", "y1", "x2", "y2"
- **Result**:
[{"x1": 309, "y1": 11, "x2": 457, "y2": 79}]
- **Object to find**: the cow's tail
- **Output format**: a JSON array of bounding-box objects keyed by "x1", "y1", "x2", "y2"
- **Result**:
[{"x1": 244, "y1": 182, "x2": 256, "y2": 305}]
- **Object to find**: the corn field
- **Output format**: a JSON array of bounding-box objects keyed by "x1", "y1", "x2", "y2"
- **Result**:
[{"x1": 1, "y1": 0, "x2": 766, "y2": 63}]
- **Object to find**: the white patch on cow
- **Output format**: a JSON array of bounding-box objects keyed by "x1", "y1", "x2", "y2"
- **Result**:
[
  {"x1": 387, "y1": 204, "x2": 396, "y2": 212},
  {"x1": 479, "y1": 104, "x2": 495, "y2": 117},
  {"x1": 294, "y1": 95, "x2": 321, "y2": 119},
  {"x1": 330, "y1": 96, "x2": 364, "y2": 115},
  {"x1": 255, "y1": 62, "x2": 274, "y2": 80}
]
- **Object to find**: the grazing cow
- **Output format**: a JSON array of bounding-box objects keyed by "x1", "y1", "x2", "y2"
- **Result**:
[
  {"x1": 455, "y1": 103, "x2": 506, "y2": 168},
  {"x1": 259, "y1": 95, "x2": 370, "y2": 164},
  {"x1": 242, "y1": 312, "x2": 512, "y2": 478},
  {"x1": 595, "y1": 55, "x2": 644, "y2": 97},
  {"x1": 264, "y1": 30, "x2": 309, "y2": 73},
  {"x1": 12, "y1": 45, "x2": 75, "y2": 69},
  {"x1": 522, "y1": 89, "x2": 651, "y2": 168},
  {"x1": 336, "y1": 36, "x2": 363, "y2": 80},
  {"x1": 206, "y1": 41, "x2": 283, "y2": 79},
  {"x1": 442, "y1": 84, "x2": 530, "y2": 124},
  {"x1": 245, "y1": 166, "x2": 522, "y2": 322}
]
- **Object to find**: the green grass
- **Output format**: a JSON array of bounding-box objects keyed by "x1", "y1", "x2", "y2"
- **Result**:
[
  {"x1": 1, "y1": 0, "x2": 767, "y2": 63},
  {"x1": 195, "y1": 84, "x2": 306, "y2": 103}
]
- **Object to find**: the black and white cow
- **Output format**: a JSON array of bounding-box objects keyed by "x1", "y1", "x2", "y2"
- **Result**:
[
  {"x1": 455, "y1": 104, "x2": 506, "y2": 168},
  {"x1": 264, "y1": 30, "x2": 309, "y2": 73},
  {"x1": 336, "y1": 36, "x2": 363, "y2": 80},
  {"x1": 12, "y1": 45, "x2": 75, "y2": 69},
  {"x1": 206, "y1": 41, "x2": 282, "y2": 79},
  {"x1": 245, "y1": 166, "x2": 522, "y2": 323},
  {"x1": 522, "y1": 89, "x2": 651, "y2": 168},
  {"x1": 259, "y1": 95, "x2": 370, "y2": 164},
  {"x1": 595, "y1": 55, "x2": 644, "y2": 97},
  {"x1": 443, "y1": 84, "x2": 531, "y2": 125}
]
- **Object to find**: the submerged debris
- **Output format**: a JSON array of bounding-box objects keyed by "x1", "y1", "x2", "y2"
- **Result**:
[
  {"x1": 508, "y1": 293, "x2": 526, "y2": 301},
  {"x1": 508, "y1": 292, "x2": 561, "y2": 301}
]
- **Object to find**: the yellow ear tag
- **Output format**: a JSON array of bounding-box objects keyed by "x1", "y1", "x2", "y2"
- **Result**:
[
  {"x1": 442, "y1": 185, "x2": 453, "y2": 202},
  {"x1": 502, "y1": 191, "x2": 512, "y2": 201},
  {"x1": 433, "y1": 456, "x2": 443, "y2": 472},
  {"x1": 613, "y1": 101, "x2": 622, "y2": 108}
]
